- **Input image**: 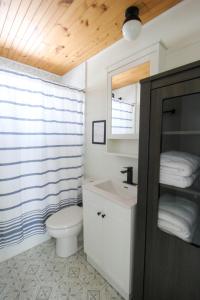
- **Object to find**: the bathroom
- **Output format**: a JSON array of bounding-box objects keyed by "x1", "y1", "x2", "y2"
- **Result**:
[{"x1": 0, "y1": 0, "x2": 200, "y2": 299}]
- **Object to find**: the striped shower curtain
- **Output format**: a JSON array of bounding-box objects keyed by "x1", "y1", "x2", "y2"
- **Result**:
[
  {"x1": 0, "y1": 69, "x2": 84, "y2": 249},
  {"x1": 112, "y1": 98, "x2": 135, "y2": 134}
]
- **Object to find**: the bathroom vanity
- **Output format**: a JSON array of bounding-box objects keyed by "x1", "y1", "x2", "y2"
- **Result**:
[{"x1": 83, "y1": 179, "x2": 137, "y2": 300}]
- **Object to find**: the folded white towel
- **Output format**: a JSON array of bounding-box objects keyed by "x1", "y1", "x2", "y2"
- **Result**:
[
  {"x1": 159, "y1": 194, "x2": 198, "y2": 221},
  {"x1": 160, "y1": 151, "x2": 200, "y2": 177},
  {"x1": 158, "y1": 216, "x2": 194, "y2": 242},
  {"x1": 158, "y1": 194, "x2": 198, "y2": 242},
  {"x1": 160, "y1": 170, "x2": 198, "y2": 188}
]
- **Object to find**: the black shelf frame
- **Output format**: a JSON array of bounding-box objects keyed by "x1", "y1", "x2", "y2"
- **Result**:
[
  {"x1": 162, "y1": 130, "x2": 200, "y2": 135},
  {"x1": 160, "y1": 182, "x2": 200, "y2": 198}
]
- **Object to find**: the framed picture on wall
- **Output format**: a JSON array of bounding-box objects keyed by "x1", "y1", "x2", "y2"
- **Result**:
[{"x1": 92, "y1": 120, "x2": 106, "y2": 144}]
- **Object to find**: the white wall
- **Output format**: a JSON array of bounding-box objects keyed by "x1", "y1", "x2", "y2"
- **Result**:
[
  {"x1": 61, "y1": 62, "x2": 86, "y2": 90},
  {"x1": 85, "y1": 0, "x2": 200, "y2": 183}
]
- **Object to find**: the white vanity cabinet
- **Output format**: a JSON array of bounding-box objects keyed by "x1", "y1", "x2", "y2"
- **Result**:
[{"x1": 83, "y1": 182, "x2": 137, "y2": 300}]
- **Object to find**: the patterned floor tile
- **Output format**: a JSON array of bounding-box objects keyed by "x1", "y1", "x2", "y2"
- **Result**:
[
  {"x1": 0, "y1": 239, "x2": 124, "y2": 300},
  {"x1": 36, "y1": 286, "x2": 53, "y2": 300},
  {"x1": 87, "y1": 290, "x2": 100, "y2": 300}
]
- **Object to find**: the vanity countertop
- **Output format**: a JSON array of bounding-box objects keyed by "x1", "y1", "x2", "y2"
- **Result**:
[{"x1": 83, "y1": 179, "x2": 137, "y2": 209}]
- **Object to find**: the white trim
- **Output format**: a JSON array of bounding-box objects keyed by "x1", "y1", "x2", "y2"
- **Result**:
[
  {"x1": 0, "y1": 233, "x2": 50, "y2": 262},
  {"x1": 107, "y1": 41, "x2": 167, "y2": 73}
]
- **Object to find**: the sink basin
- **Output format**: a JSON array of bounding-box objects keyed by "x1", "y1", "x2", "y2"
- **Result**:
[
  {"x1": 95, "y1": 180, "x2": 137, "y2": 198},
  {"x1": 83, "y1": 179, "x2": 137, "y2": 208}
]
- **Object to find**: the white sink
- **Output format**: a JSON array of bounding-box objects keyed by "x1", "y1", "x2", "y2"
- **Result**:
[{"x1": 83, "y1": 179, "x2": 137, "y2": 208}]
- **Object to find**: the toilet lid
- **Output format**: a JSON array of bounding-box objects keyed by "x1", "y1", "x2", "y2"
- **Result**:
[{"x1": 46, "y1": 206, "x2": 83, "y2": 229}]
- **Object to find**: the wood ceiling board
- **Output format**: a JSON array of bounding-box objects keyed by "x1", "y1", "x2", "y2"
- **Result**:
[
  {"x1": 19, "y1": 0, "x2": 75, "y2": 66},
  {"x1": 0, "y1": 0, "x2": 22, "y2": 57},
  {"x1": 7, "y1": 0, "x2": 54, "y2": 60},
  {"x1": 0, "y1": 0, "x2": 12, "y2": 40},
  {"x1": 25, "y1": 0, "x2": 88, "y2": 69},
  {"x1": 9, "y1": 0, "x2": 60, "y2": 61},
  {"x1": 6, "y1": 0, "x2": 65, "y2": 61},
  {"x1": 0, "y1": 0, "x2": 181, "y2": 75},
  {"x1": 2, "y1": 0, "x2": 33, "y2": 58},
  {"x1": 112, "y1": 62, "x2": 150, "y2": 90}
]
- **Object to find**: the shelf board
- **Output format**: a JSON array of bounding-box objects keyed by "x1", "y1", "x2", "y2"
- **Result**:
[
  {"x1": 160, "y1": 182, "x2": 200, "y2": 197},
  {"x1": 106, "y1": 151, "x2": 138, "y2": 159},
  {"x1": 158, "y1": 226, "x2": 200, "y2": 248},
  {"x1": 162, "y1": 130, "x2": 200, "y2": 135}
]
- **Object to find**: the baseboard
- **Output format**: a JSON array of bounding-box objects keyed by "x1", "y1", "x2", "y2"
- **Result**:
[{"x1": 0, "y1": 233, "x2": 50, "y2": 262}]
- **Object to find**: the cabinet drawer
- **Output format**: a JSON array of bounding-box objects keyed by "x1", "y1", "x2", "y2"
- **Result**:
[{"x1": 83, "y1": 189, "x2": 132, "y2": 223}]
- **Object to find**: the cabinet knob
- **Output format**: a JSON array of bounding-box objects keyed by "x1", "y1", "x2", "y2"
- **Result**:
[
  {"x1": 102, "y1": 214, "x2": 106, "y2": 218},
  {"x1": 97, "y1": 212, "x2": 101, "y2": 216}
]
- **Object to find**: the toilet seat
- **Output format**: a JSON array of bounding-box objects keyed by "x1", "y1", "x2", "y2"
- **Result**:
[{"x1": 46, "y1": 206, "x2": 83, "y2": 230}]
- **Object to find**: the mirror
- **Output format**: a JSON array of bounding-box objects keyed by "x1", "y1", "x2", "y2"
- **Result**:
[{"x1": 111, "y1": 62, "x2": 150, "y2": 136}]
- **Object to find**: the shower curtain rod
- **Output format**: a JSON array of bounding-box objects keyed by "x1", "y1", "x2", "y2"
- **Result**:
[
  {"x1": 1, "y1": 67, "x2": 86, "y2": 93},
  {"x1": 38, "y1": 78, "x2": 86, "y2": 93}
]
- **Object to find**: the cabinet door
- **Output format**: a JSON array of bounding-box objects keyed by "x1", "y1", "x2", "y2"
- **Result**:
[
  {"x1": 144, "y1": 78, "x2": 200, "y2": 300},
  {"x1": 103, "y1": 212, "x2": 131, "y2": 294},
  {"x1": 83, "y1": 199, "x2": 104, "y2": 267}
]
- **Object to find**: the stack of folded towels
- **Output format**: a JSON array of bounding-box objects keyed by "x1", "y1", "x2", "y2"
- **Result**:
[
  {"x1": 160, "y1": 151, "x2": 200, "y2": 188},
  {"x1": 158, "y1": 193, "x2": 198, "y2": 242}
]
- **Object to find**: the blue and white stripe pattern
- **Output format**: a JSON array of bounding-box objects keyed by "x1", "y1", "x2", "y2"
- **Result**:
[
  {"x1": 112, "y1": 98, "x2": 134, "y2": 134},
  {"x1": 0, "y1": 68, "x2": 84, "y2": 249}
]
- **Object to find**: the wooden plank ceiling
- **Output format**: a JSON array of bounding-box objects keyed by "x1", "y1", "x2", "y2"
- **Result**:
[
  {"x1": 0, "y1": 0, "x2": 181, "y2": 75},
  {"x1": 112, "y1": 62, "x2": 150, "y2": 90}
]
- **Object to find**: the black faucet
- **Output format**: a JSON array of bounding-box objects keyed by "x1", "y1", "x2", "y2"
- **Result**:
[{"x1": 120, "y1": 167, "x2": 136, "y2": 185}]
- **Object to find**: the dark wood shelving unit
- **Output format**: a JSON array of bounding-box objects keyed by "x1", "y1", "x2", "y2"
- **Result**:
[{"x1": 133, "y1": 60, "x2": 200, "y2": 300}]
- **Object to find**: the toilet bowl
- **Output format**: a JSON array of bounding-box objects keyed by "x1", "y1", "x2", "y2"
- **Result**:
[{"x1": 46, "y1": 206, "x2": 83, "y2": 257}]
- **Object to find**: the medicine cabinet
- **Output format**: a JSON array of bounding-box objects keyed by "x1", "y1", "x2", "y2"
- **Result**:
[{"x1": 106, "y1": 42, "x2": 166, "y2": 158}]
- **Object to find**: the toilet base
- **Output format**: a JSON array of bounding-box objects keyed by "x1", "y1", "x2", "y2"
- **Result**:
[{"x1": 56, "y1": 236, "x2": 78, "y2": 257}]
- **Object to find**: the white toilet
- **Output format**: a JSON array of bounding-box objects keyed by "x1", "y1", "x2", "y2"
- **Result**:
[{"x1": 46, "y1": 206, "x2": 83, "y2": 257}]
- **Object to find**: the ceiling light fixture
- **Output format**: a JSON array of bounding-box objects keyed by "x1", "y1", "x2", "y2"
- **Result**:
[{"x1": 122, "y1": 6, "x2": 142, "y2": 41}]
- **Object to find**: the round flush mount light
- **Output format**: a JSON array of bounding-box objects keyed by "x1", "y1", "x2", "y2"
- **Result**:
[{"x1": 122, "y1": 6, "x2": 142, "y2": 41}]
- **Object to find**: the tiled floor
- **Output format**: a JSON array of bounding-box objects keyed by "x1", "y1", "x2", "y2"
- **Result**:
[{"x1": 0, "y1": 239, "x2": 124, "y2": 300}]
